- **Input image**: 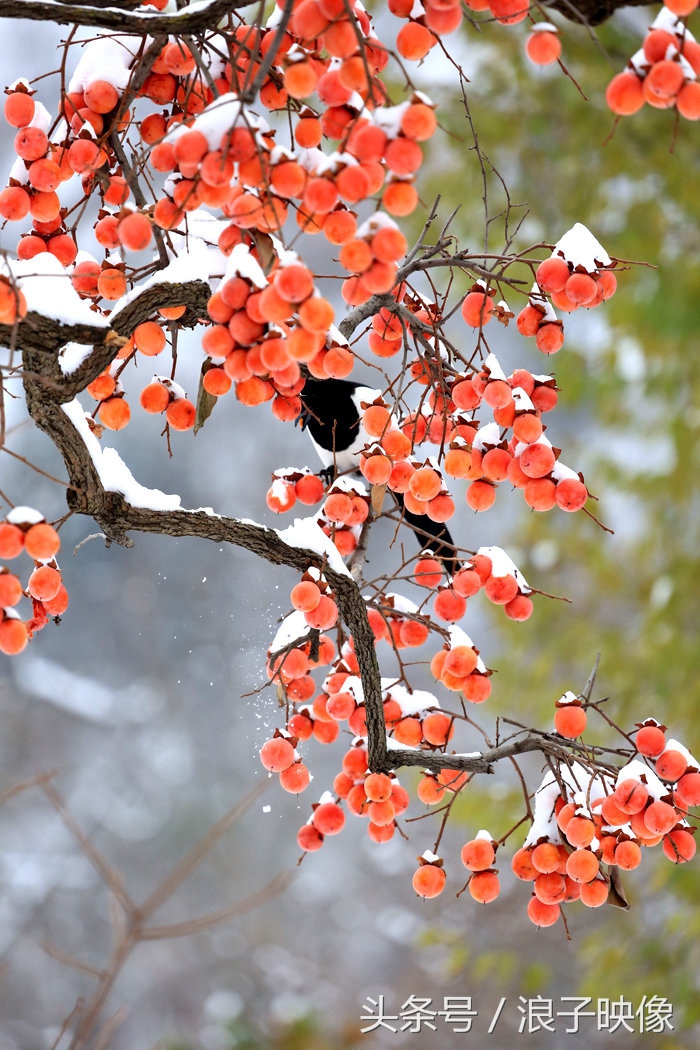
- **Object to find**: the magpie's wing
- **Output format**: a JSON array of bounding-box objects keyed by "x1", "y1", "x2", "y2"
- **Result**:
[
  {"x1": 300, "y1": 378, "x2": 461, "y2": 571},
  {"x1": 393, "y1": 491, "x2": 461, "y2": 573}
]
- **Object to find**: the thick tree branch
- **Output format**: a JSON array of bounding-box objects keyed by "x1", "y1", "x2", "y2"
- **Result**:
[
  {"x1": 1, "y1": 278, "x2": 211, "y2": 396},
  {"x1": 383, "y1": 733, "x2": 584, "y2": 776},
  {"x1": 0, "y1": 0, "x2": 251, "y2": 33}
]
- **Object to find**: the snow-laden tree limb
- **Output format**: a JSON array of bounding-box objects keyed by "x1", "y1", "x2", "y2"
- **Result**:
[
  {"x1": 0, "y1": 0, "x2": 254, "y2": 33},
  {"x1": 6, "y1": 278, "x2": 211, "y2": 398}
]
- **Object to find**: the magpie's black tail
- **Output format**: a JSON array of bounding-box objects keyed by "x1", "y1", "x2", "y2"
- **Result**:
[{"x1": 393, "y1": 492, "x2": 461, "y2": 575}]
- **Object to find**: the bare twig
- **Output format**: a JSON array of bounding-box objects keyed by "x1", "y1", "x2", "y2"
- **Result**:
[
  {"x1": 41, "y1": 781, "x2": 135, "y2": 916},
  {"x1": 0, "y1": 769, "x2": 58, "y2": 807},
  {"x1": 138, "y1": 781, "x2": 269, "y2": 919},
  {"x1": 42, "y1": 941, "x2": 107, "y2": 980},
  {"x1": 140, "y1": 870, "x2": 295, "y2": 939}
]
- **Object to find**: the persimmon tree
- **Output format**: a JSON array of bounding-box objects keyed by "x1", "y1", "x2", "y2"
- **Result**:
[{"x1": 0, "y1": 0, "x2": 698, "y2": 933}]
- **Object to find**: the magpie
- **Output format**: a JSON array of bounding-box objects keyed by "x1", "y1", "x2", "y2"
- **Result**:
[{"x1": 300, "y1": 377, "x2": 461, "y2": 571}]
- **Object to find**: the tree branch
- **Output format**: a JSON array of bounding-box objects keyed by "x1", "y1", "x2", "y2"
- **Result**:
[
  {"x1": 3, "y1": 278, "x2": 211, "y2": 397},
  {"x1": 382, "y1": 732, "x2": 582, "y2": 777},
  {"x1": 0, "y1": 0, "x2": 251, "y2": 33},
  {"x1": 139, "y1": 870, "x2": 295, "y2": 940}
]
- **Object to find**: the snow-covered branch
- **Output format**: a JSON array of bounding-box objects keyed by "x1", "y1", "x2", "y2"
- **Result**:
[
  {"x1": 5, "y1": 277, "x2": 210, "y2": 393},
  {"x1": 0, "y1": 0, "x2": 252, "y2": 33}
]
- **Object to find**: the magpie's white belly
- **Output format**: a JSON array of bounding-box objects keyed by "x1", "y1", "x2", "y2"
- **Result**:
[{"x1": 308, "y1": 430, "x2": 370, "y2": 474}]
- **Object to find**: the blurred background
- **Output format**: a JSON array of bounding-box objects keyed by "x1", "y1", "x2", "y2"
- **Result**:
[{"x1": 0, "y1": 3, "x2": 699, "y2": 1048}]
